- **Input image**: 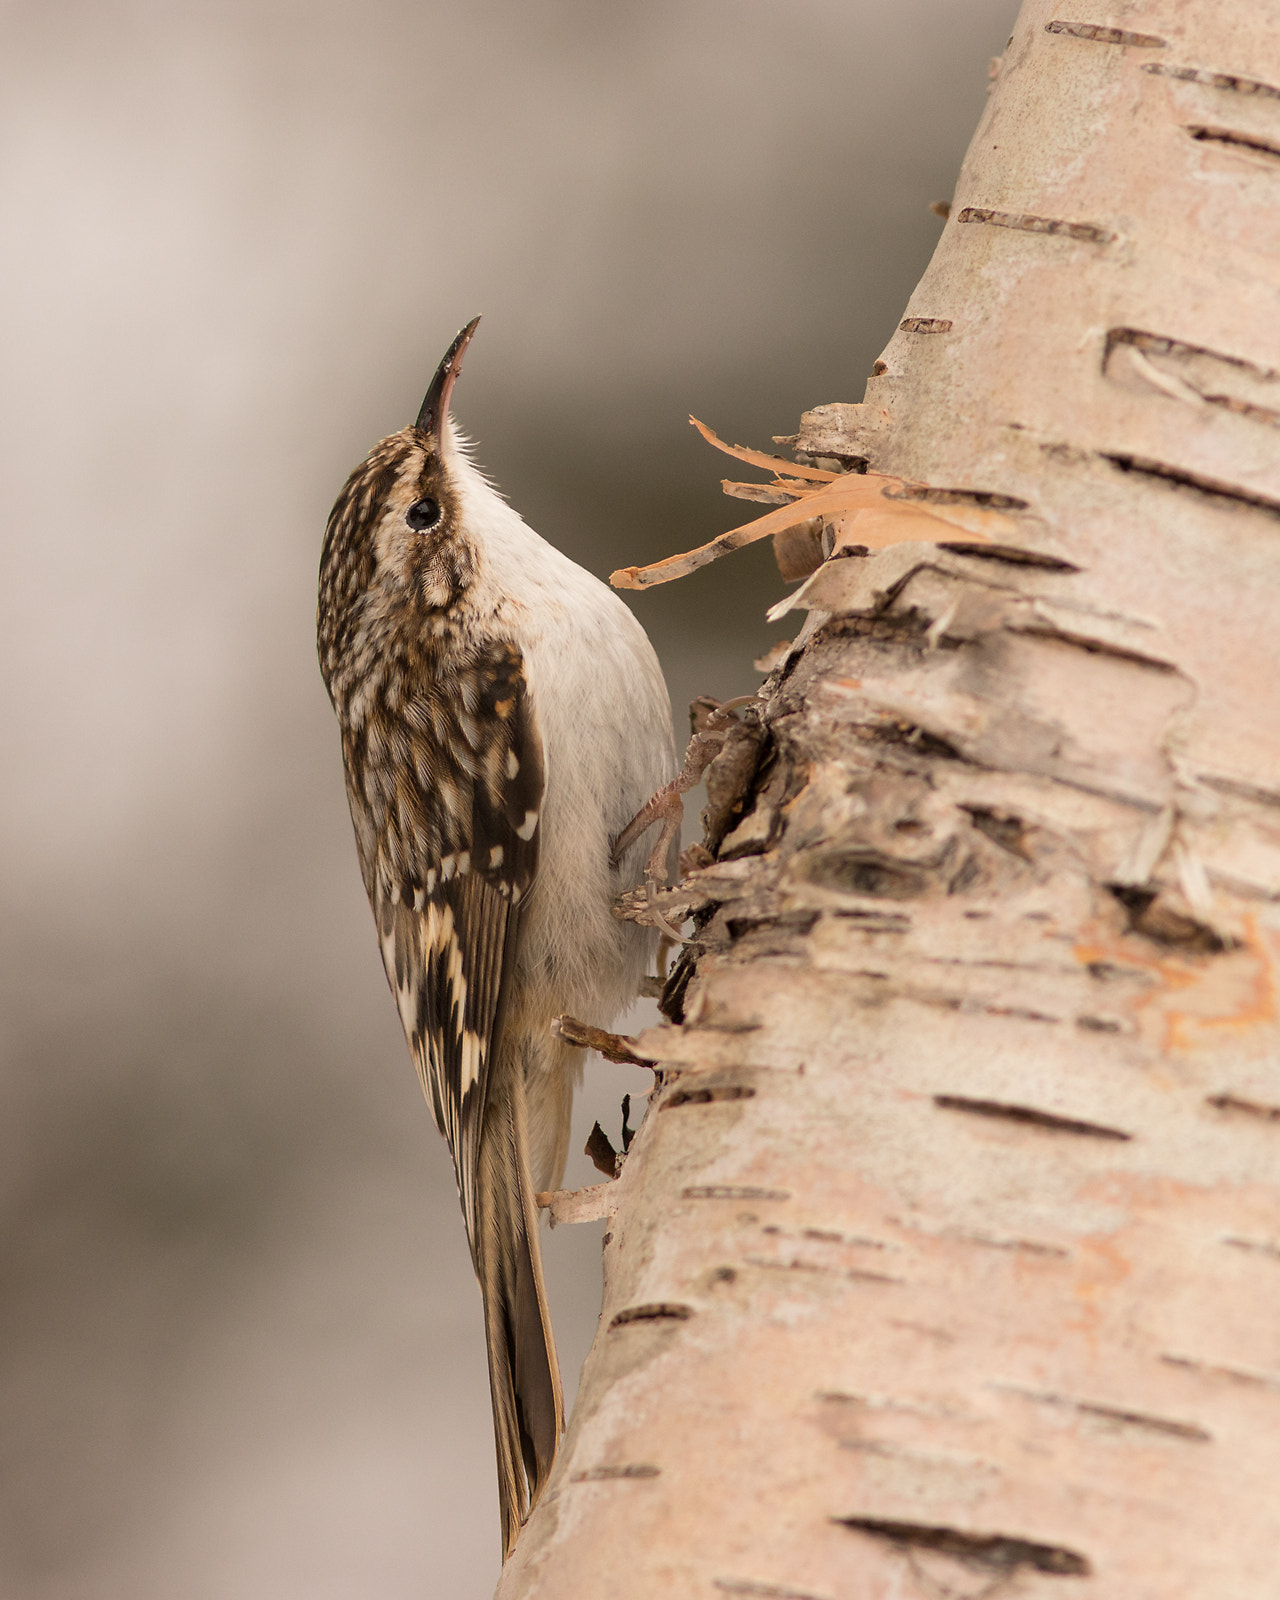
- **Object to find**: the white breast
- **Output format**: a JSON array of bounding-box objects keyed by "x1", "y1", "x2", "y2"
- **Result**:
[{"x1": 450, "y1": 440, "x2": 676, "y2": 1022}]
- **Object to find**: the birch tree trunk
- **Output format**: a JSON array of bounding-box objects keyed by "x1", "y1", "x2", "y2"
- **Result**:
[{"x1": 498, "y1": 3, "x2": 1280, "y2": 1594}]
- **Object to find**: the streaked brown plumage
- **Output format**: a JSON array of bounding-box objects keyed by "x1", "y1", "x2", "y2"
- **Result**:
[{"x1": 317, "y1": 320, "x2": 674, "y2": 1556}]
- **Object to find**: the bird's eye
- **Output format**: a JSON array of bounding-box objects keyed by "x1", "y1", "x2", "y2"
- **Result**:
[{"x1": 406, "y1": 496, "x2": 442, "y2": 531}]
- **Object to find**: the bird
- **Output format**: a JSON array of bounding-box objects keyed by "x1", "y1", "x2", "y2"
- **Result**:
[{"x1": 316, "y1": 318, "x2": 675, "y2": 1558}]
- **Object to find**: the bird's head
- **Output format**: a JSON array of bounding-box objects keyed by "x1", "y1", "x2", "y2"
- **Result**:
[{"x1": 318, "y1": 318, "x2": 484, "y2": 693}]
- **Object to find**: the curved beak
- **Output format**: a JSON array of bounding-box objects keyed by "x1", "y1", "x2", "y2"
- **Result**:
[{"x1": 415, "y1": 316, "x2": 481, "y2": 441}]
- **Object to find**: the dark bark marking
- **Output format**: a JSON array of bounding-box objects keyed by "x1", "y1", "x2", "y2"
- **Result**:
[
  {"x1": 568, "y1": 1463, "x2": 660, "y2": 1482},
  {"x1": 796, "y1": 849, "x2": 933, "y2": 900},
  {"x1": 1011, "y1": 624, "x2": 1181, "y2": 673},
  {"x1": 884, "y1": 483, "x2": 1030, "y2": 511},
  {"x1": 862, "y1": 716, "x2": 967, "y2": 762},
  {"x1": 1107, "y1": 326, "x2": 1277, "y2": 376},
  {"x1": 1222, "y1": 1234, "x2": 1280, "y2": 1259},
  {"x1": 963, "y1": 806, "x2": 1032, "y2": 860},
  {"x1": 835, "y1": 1517, "x2": 1091, "y2": 1576},
  {"x1": 962, "y1": 1232, "x2": 1070, "y2": 1257},
  {"x1": 1102, "y1": 452, "x2": 1280, "y2": 519},
  {"x1": 1200, "y1": 391, "x2": 1280, "y2": 427},
  {"x1": 663, "y1": 1082, "x2": 756, "y2": 1109},
  {"x1": 776, "y1": 437, "x2": 870, "y2": 473},
  {"x1": 761, "y1": 1224, "x2": 895, "y2": 1254},
  {"x1": 939, "y1": 540, "x2": 1080, "y2": 571},
  {"x1": 935, "y1": 1095, "x2": 1132, "y2": 1142},
  {"x1": 1109, "y1": 884, "x2": 1231, "y2": 953},
  {"x1": 981, "y1": 1003, "x2": 1062, "y2": 1024},
  {"x1": 1005, "y1": 1386, "x2": 1211, "y2": 1441},
  {"x1": 1200, "y1": 773, "x2": 1280, "y2": 809},
  {"x1": 1162, "y1": 1353, "x2": 1280, "y2": 1393},
  {"x1": 1108, "y1": 321, "x2": 1280, "y2": 427},
  {"x1": 957, "y1": 206, "x2": 1116, "y2": 245},
  {"x1": 714, "y1": 1579, "x2": 834, "y2": 1600},
  {"x1": 682, "y1": 1184, "x2": 791, "y2": 1201},
  {"x1": 1186, "y1": 124, "x2": 1280, "y2": 160},
  {"x1": 801, "y1": 1226, "x2": 888, "y2": 1249},
  {"x1": 608, "y1": 1302, "x2": 694, "y2": 1329},
  {"x1": 1086, "y1": 958, "x2": 1155, "y2": 984},
  {"x1": 831, "y1": 908, "x2": 912, "y2": 932},
  {"x1": 743, "y1": 1254, "x2": 829, "y2": 1274},
  {"x1": 726, "y1": 910, "x2": 821, "y2": 942},
  {"x1": 899, "y1": 316, "x2": 953, "y2": 333},
  {"x1": 1144, "y1": 62, "x2": 1280, "y2": 100},
  {"x1": 744, "y1": 1255, "x2": 902, "y2": 1285},
  {"x1": 1206, "y1": 1091, "x2": 1280, "y2": 1122},
  {"x1": 1045, "y1": 19, "x2": 1165, "y2": 47}
]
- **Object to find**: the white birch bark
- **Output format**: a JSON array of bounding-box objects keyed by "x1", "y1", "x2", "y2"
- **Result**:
[{"x1": 498, "y1": 3, "x2": 1280, "y2": 1594}]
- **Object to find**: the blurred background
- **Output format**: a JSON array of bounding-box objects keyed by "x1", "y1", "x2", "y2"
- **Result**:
[{"x1": 0, "y1": 1, "x2": 1018, "y2": 1594}]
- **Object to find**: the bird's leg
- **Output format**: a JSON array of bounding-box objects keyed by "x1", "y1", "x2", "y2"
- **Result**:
[
  {"x1": 612, "y1": 694, "x2": 759, "y2": 883},
  {"x1": 610, "y1": 768, "x2": 703, "y2": 883},
  {"x1": 613, "y1": 694, "x2": 763, "y2": 946},
  {"x1": 643, "y1": 883, "x2": 693, "y2": 946},
  {"x1": 612, "y1": 732, "x2": 724, "y2": 945}
]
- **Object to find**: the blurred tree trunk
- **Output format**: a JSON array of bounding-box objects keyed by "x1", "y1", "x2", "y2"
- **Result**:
[{"x1": 497, "y1": 3, "x2": 1280, "y2": 1595}]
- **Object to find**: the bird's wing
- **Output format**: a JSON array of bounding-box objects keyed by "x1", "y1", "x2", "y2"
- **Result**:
[{"x1": 357, "y1": 638, "x2": 544, "y2": 1240}]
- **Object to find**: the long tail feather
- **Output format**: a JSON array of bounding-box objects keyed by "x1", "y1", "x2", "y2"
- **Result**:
[{"x1": 472, "y1": 1070, "x2": 564, "y2": 1558}]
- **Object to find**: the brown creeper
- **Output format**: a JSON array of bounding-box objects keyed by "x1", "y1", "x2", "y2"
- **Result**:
[{"x1": 316, "y1": 319, "x2": 674, "y2": 1557}]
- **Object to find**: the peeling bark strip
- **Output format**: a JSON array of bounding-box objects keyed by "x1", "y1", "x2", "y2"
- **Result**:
[{"x1": 497, "y1": 4, "x2": 1280, "y2": 1596}]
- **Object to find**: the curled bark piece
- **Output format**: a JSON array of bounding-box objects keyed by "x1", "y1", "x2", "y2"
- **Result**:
[
  {"x1": 553, "y1": 1013, "x2": 656, "y2": 1067},
  {"x1": 533, "y1": 1183, "x2": 619, "y2": 1227},
  {"x1": 610, "y1": 419, "x2": 1001, "y2": 591}
]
